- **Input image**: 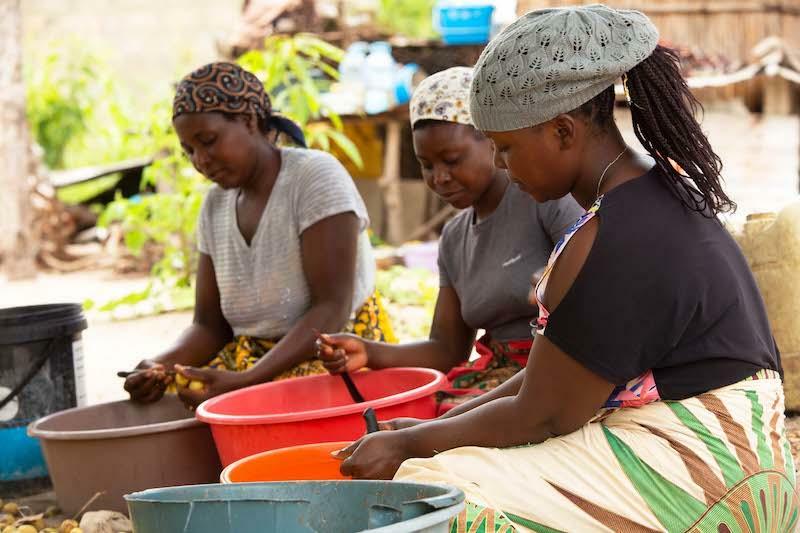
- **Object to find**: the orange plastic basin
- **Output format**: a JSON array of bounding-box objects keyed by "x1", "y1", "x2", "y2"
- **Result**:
[{"x1": 220, "y1": 441, "x2": 352, "y2": 483}]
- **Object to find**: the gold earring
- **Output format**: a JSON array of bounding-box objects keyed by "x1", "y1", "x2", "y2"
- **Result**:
[{"x1": 622, "y1": 74, "x2": 632, "y2": 105}]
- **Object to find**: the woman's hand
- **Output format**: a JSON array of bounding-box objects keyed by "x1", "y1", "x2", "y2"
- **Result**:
[
  {"x1": 316, "y1": 333, "x2": 369, "y2": 374},
  {"x1": 174, "y1": 365, "x2": 246, "y2": 409},
  {"x1": 123, "y1": 360, "x2": 172, "y2": 404},
  {"x1": 334, "y1": 430, "x2": 415, "y2": 480}
]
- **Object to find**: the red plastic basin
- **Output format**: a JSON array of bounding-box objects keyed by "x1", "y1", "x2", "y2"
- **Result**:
[
  {"x1": 196, "y1": 368, "x2": 445, "y2": 466},
  {"x1": 220, "y1": 441, "x2": 352, "y2": 483}
]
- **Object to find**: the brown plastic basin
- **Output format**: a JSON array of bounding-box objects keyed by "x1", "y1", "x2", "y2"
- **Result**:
[{"x1": 27, "y1": 397, "x2": 221, "y2": 514}]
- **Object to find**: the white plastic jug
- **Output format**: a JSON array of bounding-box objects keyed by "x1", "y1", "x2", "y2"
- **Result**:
[
  {"x1": 339, "y1": 41, "x2": 368, "y2": 86},
  {"x1": 333, "y1": 41, "x2": 369, "y2": 114},
  {"x1": 364, "y1": 41, "x2": 396, "y2": 114}
]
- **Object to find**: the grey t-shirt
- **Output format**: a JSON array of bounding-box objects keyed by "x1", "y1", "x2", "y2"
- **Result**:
[
  {"x1": 197, "y1": 147, "x2": 375, "y2": 339},
  {"x1": 438, "y1": 183, "x2": 583, "y2": 341}
]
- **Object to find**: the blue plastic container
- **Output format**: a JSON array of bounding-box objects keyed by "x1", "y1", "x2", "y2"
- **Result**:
[
  {"x1": 0, "y1": 303, "x2": 87, "y2": 496},
  {"x1": 125, "y1": 481, "x2": 464, "y2": 533},
  {"x1": 433, "y1": 2, "x2": 495, "y2": 45}
]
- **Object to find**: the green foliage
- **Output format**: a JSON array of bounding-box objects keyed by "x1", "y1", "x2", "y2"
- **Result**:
[
  {"x1": 238, "y1": 33, "x2": 362, "y2": 168},
  {"x1": 96, "y1": 98, "x2": 208, "y2": 314},
  {"x1": 61, "y1": 76, "x2": 152, "y2": 169},
  {"x1": 56, "y1": 174, "x2": 122, "y2": 205},
  {"x1": 376, "y1": 265, "x2": 438, "y2": 306},
  {"x1": 368, "y1": 229, "x2": 386, "y2": 248},
  {"x1": 377, "y1": 0, "x2": 438, "y2": 40},
  {"x1": 26, "y1": 38, "x2": 154, "y2": 208},
  {"x1": 24, "y1": 40, "x2": 102, "y2": 169},
  {"x1": 376, "y1": 266, "x2": 438, "y2": 340}
]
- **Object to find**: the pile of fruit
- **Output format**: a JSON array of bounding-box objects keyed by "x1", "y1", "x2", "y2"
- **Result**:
[{"x1": 0, "y1": 500, "x2": 81, "y2": 533}]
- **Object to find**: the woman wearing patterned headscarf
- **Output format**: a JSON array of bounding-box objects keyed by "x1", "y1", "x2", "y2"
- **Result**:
[
  {"x1": 317, "y1": 67, "x2": 581, "y2": 415},
  {"x1": 334, "y1": 7, "x2": 795, "y2": 531},
  {"x1": 123, "y1": 62, "x2": 394, "y2": 408}
]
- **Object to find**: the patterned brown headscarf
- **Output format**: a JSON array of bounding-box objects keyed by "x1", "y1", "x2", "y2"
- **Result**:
[{"x1": 172, "y1": 62, "x2": 306, "y2": 147}]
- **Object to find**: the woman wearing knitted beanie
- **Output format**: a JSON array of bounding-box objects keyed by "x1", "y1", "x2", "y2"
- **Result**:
[
  {"x1": 334, "y1": 6, "x2": 797, "y2": 531},
  {"x1": 318, "y1": 67, "x2": 582, "y2": 415}
]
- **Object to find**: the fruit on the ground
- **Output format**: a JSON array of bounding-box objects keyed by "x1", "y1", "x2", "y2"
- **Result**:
[
  {"x1": 1, "y1": 503, "x2": 18, "y2": 516},
  {"x1": 59, "y1": 519, "x2": 79, "y2": 533}
]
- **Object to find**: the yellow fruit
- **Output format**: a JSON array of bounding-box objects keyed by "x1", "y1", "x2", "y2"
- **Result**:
[
  {"x1": 174, "y1": 373, "x2": 189, "y2": 387},
  {"x1": 0, "y1": 515, "x2": 12, "y2": 526},
  {"x1": 1, "y1": 525, "x2": 14, "y2": 533},
  {"x1": 188, "y1": 380, "x2": 205, "y2": 391},
  {"x1": 33, "y1": 519, "x2": 45, "y2": 530},
  {"x1": 59, "y1": 519, "x2": 79, "y2": 533},
  {"x1": 1, "y1": 503, "x2": 17, "y2": 516},
  {"x1": 72, "y1": 529, "x2": 83, "y2": 533},
  {"x1": 17, "y1": 525, "x2": 37, "y2": 533}
]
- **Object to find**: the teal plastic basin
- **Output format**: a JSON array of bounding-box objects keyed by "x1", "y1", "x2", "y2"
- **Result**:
[{"x1": 125, "y1": 480, "x2": 464, "y2": 532}]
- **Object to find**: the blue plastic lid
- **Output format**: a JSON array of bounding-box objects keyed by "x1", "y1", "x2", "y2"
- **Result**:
[{"x1": 436, "y1": 0, "x2": 495, "y2": 7}]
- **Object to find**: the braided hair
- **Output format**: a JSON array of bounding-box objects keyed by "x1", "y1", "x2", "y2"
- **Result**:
[{"x1": 575, "y1": 45, "x2": 734, "y2": 216}]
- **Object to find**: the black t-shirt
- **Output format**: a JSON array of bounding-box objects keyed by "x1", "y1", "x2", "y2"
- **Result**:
[{"x1": 544, "y1": 166, "x2": 782, "y2": 400}]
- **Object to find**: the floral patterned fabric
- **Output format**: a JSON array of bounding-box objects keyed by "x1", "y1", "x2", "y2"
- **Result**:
[
  {"x1": 200, "y1": 290, "x2": 395, "y2": 380},
  {"x1": 410, "y1": 66, "x2": 474, "y2": 128}
]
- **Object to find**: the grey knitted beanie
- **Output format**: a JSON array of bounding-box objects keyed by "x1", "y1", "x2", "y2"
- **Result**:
[{"x1": 470, "y1": 4, "x2": 659, "y2": 132}]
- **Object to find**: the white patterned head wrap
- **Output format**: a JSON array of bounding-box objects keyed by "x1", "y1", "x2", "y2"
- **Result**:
[{"x1": 410, "y1": 67, "x2": 474, "y2": 128}]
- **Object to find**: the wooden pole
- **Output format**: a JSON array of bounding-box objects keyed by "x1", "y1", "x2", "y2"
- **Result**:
[
  {"x1": 406, "y1": 205, "x2": 457, "y2": 242},
  {"x1": 0, "y1": 0, "x2": 37, "y2": 279},
  {"x1": 379, "y1": 120, "x2": 404, "y2": 245}
]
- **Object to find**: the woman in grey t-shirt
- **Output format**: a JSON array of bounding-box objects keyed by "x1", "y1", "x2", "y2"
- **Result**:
[
  {"x1": 318, "y1": 68, "x2": 582, "y2": 414},
  {"x1": 123, "y1": 62, "x2": 393, "y2": 408}
]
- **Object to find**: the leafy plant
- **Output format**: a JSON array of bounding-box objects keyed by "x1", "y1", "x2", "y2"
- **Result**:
[
  {"x1": 90, "y1": 98, "x2": 208, "y2": 315},
  {"x1": 376, "y1": 265, "x2": 439, "y2": 340},
  {"x1": 61, "y1": 76, "x2": 153, "y2": 169},
  {"x1": 24, "y1": 40, "x2": 103, "y2": 169},
  {"x1": 25, "y1": 38, "x2": 155, "y2": 206},
  {"x1": 56, "y1": 175, "x2": 121, "y2": 205},
  {"x1": 238, "y1": 33, "x2": 362, "y2": 167},
  {"x1": 377, "y1": 0, "x2": 438, "y2": 40}
]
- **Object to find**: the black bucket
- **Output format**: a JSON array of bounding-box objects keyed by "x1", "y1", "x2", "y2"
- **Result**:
[{"x1": 0, "y1": 303, "x2": 87, "y2": 496}]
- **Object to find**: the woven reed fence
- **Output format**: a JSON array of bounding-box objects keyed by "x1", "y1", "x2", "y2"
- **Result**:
[{"x1": 516, "y1": 1, "x2": 800, "y2": 110}]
